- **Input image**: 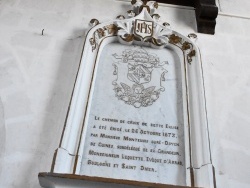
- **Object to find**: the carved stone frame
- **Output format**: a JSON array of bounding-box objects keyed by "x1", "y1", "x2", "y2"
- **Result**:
[{"x1": 39, "y1": 1, "x2": 216, "y2": 188}]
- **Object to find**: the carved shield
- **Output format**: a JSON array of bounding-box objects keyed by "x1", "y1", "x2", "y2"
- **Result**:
[
  {"x1": 112, "y1": 48, "x2": 168, "y2": 108},
  {"x1": 127, "y1": 64, "x2": 152, "y2": 84},
  {"x1": 134, "y1": 19, "x2": 153, "y2": 39}
]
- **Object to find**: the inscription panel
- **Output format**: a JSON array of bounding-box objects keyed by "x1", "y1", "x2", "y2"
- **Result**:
[{"x1": 79, "y1": 43, "x2": 187, "y2": 186}]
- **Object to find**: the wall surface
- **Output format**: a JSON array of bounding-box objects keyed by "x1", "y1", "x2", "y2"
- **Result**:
[{"x1": 0, "y1": 0, "x2": 249, "y2": 188}]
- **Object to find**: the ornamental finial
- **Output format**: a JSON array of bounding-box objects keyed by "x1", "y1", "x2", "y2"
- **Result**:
[{"x1": 131, "y1": 0, "x2": 158, "y2": 15}]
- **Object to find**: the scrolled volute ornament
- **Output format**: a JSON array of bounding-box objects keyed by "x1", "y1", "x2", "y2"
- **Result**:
[
  {"x1": 89, "y1": 19, "x2": 100, "y2": 27},
  {"x1": 188, "y1": 33, "x2": 198, "y2": 42},
  {"x1": 168, "y1": 34, "x2": 196, "y2": 63},
  {"x1": 127, "y1": 10, "x2": 136, "y2": 18},
  {"x1": 116, "y1": 15, "x2": 125, "y2": 20},
  {"x1": 150, "y1": 25, "x2": 171, "y2": 48},
  {"x1": 152, "y1": 14, "x2": 160, "y2": 23},
  {"x1": 115, "y1": 21, "x2": 135, "y2": 45}
]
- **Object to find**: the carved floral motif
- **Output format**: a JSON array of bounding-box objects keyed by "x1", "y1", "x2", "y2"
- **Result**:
[
  {"x1": 169, "y1": 34, "x2": 196, "y2": 63},
  {"x1": 89, "y1": 0, "x2": 196, "y2": 63},
  {"x1": 89, "y1": 24, "x2": 118, "y2": 51}
]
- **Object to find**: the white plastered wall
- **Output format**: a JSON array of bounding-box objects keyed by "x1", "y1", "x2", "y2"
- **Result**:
[{"x1": 0, "y1": 0, "x2": 249, "y2": 188}]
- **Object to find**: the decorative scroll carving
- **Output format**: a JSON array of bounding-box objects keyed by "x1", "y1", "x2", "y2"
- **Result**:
[
  {"x1": 89, "y1": 19, "x2": 100, "y2": 27},
  {"x1": 169, "y1": 34, "x2": 196, "y2": 63},
  {"x1": 89, "y1": 24, "x2": 118, "y2": 51},
  {"x1": 114, "y1": 1, "x2": 196, "y2": 63},
  {"x1": 89, "y1": 1, "x2": 197, "y2": 63}
]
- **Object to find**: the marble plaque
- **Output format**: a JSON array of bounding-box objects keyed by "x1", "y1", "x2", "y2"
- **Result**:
[{"x1": 79, "y1": 43, "x2": 186, "y2": 186}]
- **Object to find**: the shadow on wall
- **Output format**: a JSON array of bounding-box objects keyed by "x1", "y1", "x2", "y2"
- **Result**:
[
  {"x1": 0, "y1": 98, "x2": 6, "y2": 180},
  {"x1": 173, "y1": 7, "x2": 197, "y2": 31},
  {"x1": 33, "y1": 29, "x2": 87, "y2": 187},
  {"x1": 8, "y1": 30, "x2": 85, "y2": 187}
]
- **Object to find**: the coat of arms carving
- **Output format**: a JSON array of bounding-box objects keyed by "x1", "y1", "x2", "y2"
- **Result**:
[{"x1": 112, "y1": 47, "x2": 168, "y2": 108}]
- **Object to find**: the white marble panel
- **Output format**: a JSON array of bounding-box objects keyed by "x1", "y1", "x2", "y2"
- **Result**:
[
  {"x1": 79, "y1": 43, "x2": 187, "y2": 186},
  {"x1": 1, "y1": 0, "x2": 250, "y2": 187}
]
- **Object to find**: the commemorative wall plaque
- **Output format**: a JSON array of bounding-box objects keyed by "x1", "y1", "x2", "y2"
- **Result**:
[{"x1": 39, "y1": 1, "x2": 216, "y2": 188}]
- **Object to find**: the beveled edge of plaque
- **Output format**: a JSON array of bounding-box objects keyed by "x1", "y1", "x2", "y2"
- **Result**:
[
  {"x1": 38, "y1": 1, "x2": 216, "y2": 188},
  {"x1": 38, "y1": 172, "x2": 201, "y2": 188}
]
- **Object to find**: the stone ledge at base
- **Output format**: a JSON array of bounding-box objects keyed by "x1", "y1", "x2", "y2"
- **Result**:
[{"x1": 38, "y1": 173, "x2": 200, "y2": 188}]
